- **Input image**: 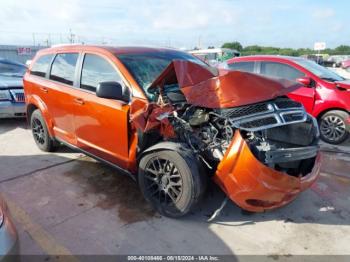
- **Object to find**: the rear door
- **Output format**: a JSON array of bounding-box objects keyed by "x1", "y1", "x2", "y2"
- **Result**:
[
  {"x1": 46, "y1": 52, "x2": 80, "y2": 145},
  {"x1": 26, "y1": 54, "x2": 55, "y2": 113},
  {"x1": 258, "y1": 61, "x2": 315, "y2": 113},
  {"x1": 73, "y1": 53, "x2": 130, "y2": 168}
]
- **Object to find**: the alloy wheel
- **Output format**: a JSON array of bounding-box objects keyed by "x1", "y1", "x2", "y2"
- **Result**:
[
  {"x1": 32, "y1": 118, "x2": 46, "y2": 145},
  {"x1": 320, "y1": 115, "x2": 346, "y2": 142},
  {"x1": 144, "y1": 157, "x2": 183, "y2": 206}
]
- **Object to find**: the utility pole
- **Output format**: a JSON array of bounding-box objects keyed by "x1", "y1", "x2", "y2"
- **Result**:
[
  {"x1": 32, "y1": 33, "x2": 36, "y2": 46},
  {"x1": 69, "y1": 29, "x2": 75, "y2": 43}
]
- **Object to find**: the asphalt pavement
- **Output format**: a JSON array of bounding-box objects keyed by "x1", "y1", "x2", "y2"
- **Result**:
[{"x1": 0, "y1": 119, "x2": 349, "y2": 259}]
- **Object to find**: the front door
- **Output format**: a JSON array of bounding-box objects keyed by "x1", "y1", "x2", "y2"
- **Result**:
[
  {"x1": 73, "y1": 53, "x2": 130, "y2": 168},
  {"x1": 47, "y1": 52, "x2": 79, "y2": 145}
]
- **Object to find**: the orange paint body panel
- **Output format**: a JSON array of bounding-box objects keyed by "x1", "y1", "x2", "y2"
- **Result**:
[
  {"x1": 130, "y1": 100, "x2": 176, "y2": 138},
  {"x1": 181, "y1": 70, "x2": 301, "y2": 108},
  {"x1": 214, "y1": 131, "x2": 321, "y2": 212},
  {"x1": 150, "y1": 60, "x2": 301, "y2": 108}
]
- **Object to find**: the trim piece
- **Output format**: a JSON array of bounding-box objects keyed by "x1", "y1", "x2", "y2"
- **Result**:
[
  {"x1": 265, "y1": 145, "x2": 319, "y2": 164},
  {"x1": 227, "y1": 100, "x2": 307, "y2": 132},
  {"x1": 55, "y1": 137, "x2": 136, "y2": 181}
]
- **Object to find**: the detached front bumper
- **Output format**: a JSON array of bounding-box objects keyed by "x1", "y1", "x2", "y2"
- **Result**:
[
  {"x1": 0, "y1": 101, "x2": 26, "y2": 118},
  {"x1": 214, "y1": 131, "x2": 321, "y2": 212}
]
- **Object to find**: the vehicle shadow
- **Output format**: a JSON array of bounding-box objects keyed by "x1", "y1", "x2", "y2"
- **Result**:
[
  {"x1": 1, "y1": 152, "x2": 349, "y2": 227},
  {"x1": 188, "y1": 175, "x2": 350, "y2": 227},
  {"x1": 0, "y1": 118, "x2": 75, "y2": 154},
  {"x1": 0, "y1": 118, "x2": 27, "y2": 135},
  {"x1": 69, "y1": 157, "x2": 350, "y2": 227},
  {"x1": 0, "y1": 154, "x2": 237, "y2": 256},
  {"x1": 1, "y1": 152, "x2": 349, "y2": 255}
]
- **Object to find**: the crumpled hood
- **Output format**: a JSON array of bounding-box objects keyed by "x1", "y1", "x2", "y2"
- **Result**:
[
  {"x1": 149, "y1": 60, "x2": 302, "y2": 108},
  {"x1": 0, "y1": 75, "x2": 23, "y2": 89}
]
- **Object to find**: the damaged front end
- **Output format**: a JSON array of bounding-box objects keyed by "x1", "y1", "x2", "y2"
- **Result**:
[
  {"x1": 212, "y1": 99, "x2": 321, "y2": 211},
  {"x1": 132, "y1": 60, "x2": 321, "y2": 212}
]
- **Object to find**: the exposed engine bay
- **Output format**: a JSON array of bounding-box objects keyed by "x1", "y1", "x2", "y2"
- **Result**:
[
  {"x1": 151, "y1": 84, "x2": 319, "y2": 178},
  {"x1": 128, "y1": 59, "x2": 321, "y2": 216}
]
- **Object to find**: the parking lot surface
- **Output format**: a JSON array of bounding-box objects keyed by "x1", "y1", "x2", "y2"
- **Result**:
[{"x1": 1, "y1": 119, "x2": 350, "y2": 258}]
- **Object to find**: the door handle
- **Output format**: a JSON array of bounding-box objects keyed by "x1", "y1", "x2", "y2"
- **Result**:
[
  {"x1": 74, "y1": 98, "x2": 85, "y2": 105},
  {"x1": 40, "y1": 87, "x2": 48, "y2": 93}
]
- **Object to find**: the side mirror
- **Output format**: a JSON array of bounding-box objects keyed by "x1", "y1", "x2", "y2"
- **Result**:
[
  {"x1": 296, "y1": 76, "x2": 312, "y2": 87},
  {"x1": 96, "y1": 81, "x2": 128, "y2": 102}
]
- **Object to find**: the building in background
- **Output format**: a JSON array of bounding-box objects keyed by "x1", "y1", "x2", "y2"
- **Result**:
[
  {"x1": 0, "y1": 45, "x2": 45, "y2": 64},
  {"x1": 188, "y1": 48, "x2": 240, "y2": 66}
]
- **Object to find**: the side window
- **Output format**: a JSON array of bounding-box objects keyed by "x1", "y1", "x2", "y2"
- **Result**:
[
  {"x1": 50, "y1": 53, "x2": 79, "y2": 85},
  {"x1": 80, "y1": 54, "x2": 122, "y2": 92},
  {"x1": 228, "y1": 61, "x2": 255, "y2": 73},
  {"x1": 260, "y1": 62, "x2": 304, "y2": 81},
  {"x1": 30, "y1": 54, "x2": 53, "y2": 77}
]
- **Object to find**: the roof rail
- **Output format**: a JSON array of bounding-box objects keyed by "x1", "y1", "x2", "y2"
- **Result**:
[{"x1": 50, "y1": 43, "x2": 83, "y2": 48}]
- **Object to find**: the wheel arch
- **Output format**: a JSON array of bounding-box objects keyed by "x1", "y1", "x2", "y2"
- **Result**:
[
  {"x1": 26, "y1": 94, "x2": 54, "y2": 136},
  {"x1": 316, "y1": 107, "x2": 350, "y2": 120},
  {"x1": 137, "y1": 141, "x2": 192, "y2": 163},
  {"x1": 26, "y1": 103, "x2": 38, "y2": 120},
  {"x1": 137, "y1": 140, "x2": 208, "y2": 184}
]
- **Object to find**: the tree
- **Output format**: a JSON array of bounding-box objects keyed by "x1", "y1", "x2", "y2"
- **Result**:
[
  {"x1": 333, "y1": 45, "x2": 350, "y2": 55},
  {"x1": 219, "y1": 42, "x2": 350, "y2": 57},
  {"x1": 241, "y1": 45, "x2": 262, "y2": 55},
  {"x1": 221, "y1": 41, "x2": 243, "y2": 51}
]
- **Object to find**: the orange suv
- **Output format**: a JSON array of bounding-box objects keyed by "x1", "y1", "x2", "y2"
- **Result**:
[{"x1": 24, "y1": 45, "x2": 321, "y2": 217}]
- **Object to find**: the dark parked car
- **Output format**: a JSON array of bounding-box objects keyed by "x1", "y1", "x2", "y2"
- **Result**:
[
  {"x1": 0, "y1": 195, "x2": 19, "y2": 260},
  {"x1": 0, "y1": 58, "x2": 27, "y2": 118}
]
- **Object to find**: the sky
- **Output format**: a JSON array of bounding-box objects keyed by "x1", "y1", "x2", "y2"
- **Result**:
[{"x1": 0, "y1": 0, "x2": 348, "y2": 49}]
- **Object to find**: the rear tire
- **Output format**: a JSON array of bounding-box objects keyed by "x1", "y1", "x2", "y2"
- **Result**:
[
  {"x1": 138, "y1": 148, "x2": 206, "y2": 218},
  {"x1": 319, "y1": 110, "x2": 349, "y2": 144},
  {"x1": 30, "y1": 109, "x2": 56, "y2": 152}
]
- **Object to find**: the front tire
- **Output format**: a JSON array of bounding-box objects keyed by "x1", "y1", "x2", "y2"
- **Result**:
[
  {"x1": 319, "y1": 110, "x2": 349, "y2": 144},
  {"x1": 138, "y1": 148, "x2": 206, "y2": 217},
  {"x1": 30, "y1": 109, "x2": 56, "y2": 152}
]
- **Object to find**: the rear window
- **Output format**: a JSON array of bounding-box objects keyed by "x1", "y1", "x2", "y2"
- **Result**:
[
  {"x1": 30, "y1": 54, "x2": 53, "y2": 77},
  {"x1": 228, "y1": 61, "x2": 255, "y2": 73},
  {"x1": 50, "y1": 53, "x2": 79, "y2": 85}
]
